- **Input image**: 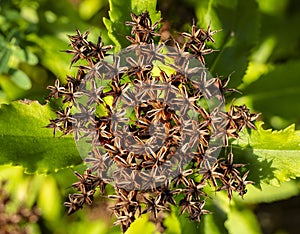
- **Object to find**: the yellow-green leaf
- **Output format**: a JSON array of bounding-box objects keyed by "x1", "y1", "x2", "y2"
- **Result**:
[
  {"x1": 233, "y1": 122, "x2": 300, "y2": 186},
  {"x1": 103, "y1": 0, "x2": 160, "y2": 50},
  {"x1": 0, "y1": 101, "x2": 82, "y2": 173}
]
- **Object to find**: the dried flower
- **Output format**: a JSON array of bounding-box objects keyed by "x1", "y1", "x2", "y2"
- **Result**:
[{"x1": 47, "y1": 11, "x2": 260, "y2": 233}]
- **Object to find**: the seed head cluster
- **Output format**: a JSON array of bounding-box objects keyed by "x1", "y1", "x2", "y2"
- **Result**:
[{"x1": 47, "y1": 12, "x2": 259, "y2": 233}]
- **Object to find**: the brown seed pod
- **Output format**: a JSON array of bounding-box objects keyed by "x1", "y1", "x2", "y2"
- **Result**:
[{"x1": 46, "y1": 11, "x2": 260, "y2": 233}]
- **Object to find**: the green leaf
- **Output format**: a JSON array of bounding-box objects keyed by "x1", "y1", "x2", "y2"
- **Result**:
[
  {"x1": 10, "y1": 47, "x2": 39, "y2": 66},
  {"x1": 164, "y1": 211, "x2": 181, "y2": 234},
  {"x1": 9, "y1": 69, "x2": 32, "y2": 90},
  {"x1": 0, "y1": 74, "x2": 28, "y2": 101},
  {"x1": 0, "y1": 101, "x2": 82, "y2": 173},
  {"x1": 131, "y1": 0, "x2": 161, "y2": 23},
  {"x1": 205, "y1": 0, "x2": 260, "y2": 87},
  {"x1": 31, "y1": 35, "x2": 74, "y2": 80},
  {"x1": 235, "y1": 181, "x2": 299, "y2": 204},
  {"x1": 240, "y1": 60, "x2": 300, "y2": 125},
  {"x1": 177, "y1": 213, "x2": 204, "y2": 234},
  {"x1": 69, "y1": 219, "x2": 107, "y2": 234},
  {"x1": 194, "y1": 0, "x2": 213, "y2": 27},
  {"x1": 225, "y1": 207, "x2": 262, "y2": 234},
  {"x1": 233, "y1": 122, "x2": 300, "y2": 186},
  {"x1": 256, "y1": 4, "x2": 300, "y2": 63},
  {"x1": 0, "y1": 47, "x2": 11, "y2": 74},
  {"x1": 37, "y1": 176, "x2": 61, "y2": 222},
  {"x1": 79, "y1": 0, "x2": 106, "y2": 20},
  {"x1": 103, "y1": 0, "x2": 160, "y2": 50},
  {"x1": 125, "y1": 214, "x2": 157, "y2": 234},
  {"x1": 204, "y1": 195, "x2": 229, "y2": 234},
  {"x1": 103, "y1": 0, "x2": 134, "y2": 50},
  {"x1": 203, "y1": 214, "x2": 225, "y2": 234}
]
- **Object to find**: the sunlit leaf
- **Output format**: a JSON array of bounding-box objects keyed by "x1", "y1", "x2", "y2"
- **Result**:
[
  {"x1": 79, "y1": 0, "x2": 107, "y2": 20},
  {"x1": 236, "y1": 181, "x2": 299, "y2": 204},
  {"x1": 31, "y1": 35, "x2": 73, "y2": 80},
  {"x1": 225, "y1": 207, "x2": 262, "y2": 234},
  {"x1": 0, "y1": 101, "x2": 82, "y2": 173},
  {"x1": 203, "y1": 214, "x2": 224, "y2": 234},
  {"x1": 233, "y1": 122, "x2": 300, "y2": 186},
  {"x1": 0, "y1": 74, "x2": 27, "y2": 101},
  {"x1": 69, "y1": 220, "x2": 108, "y2": 234},
  {"x1": 194, "y1": 0, "x2": 213, "y2": 27},
  {"x1": 38, "y1": 176, "x2": 61, "y2": 222},
  {"x1": 164, "y1": 211, "x2": 181, "y2": 234},
  {"x1": 125, "y1": 214, "x2": 157, "y2": 234}
]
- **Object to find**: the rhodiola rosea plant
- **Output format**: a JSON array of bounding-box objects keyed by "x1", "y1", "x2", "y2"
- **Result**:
[
  {"x1": 47, "y1": 9, "x2": 259, "y2": 233},
  {"x1": 0, "y1": 0, "x2": 300, "y2": 233}
]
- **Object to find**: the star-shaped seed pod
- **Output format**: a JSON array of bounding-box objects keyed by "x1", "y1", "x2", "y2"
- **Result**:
[{"x1": 46, "y1": 11, "x2": 260, "y2": 233}]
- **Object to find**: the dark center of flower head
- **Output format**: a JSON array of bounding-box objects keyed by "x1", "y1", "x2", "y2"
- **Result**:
[{"x1": 47, "y1": 11, "x2": 259, "y2": 233}]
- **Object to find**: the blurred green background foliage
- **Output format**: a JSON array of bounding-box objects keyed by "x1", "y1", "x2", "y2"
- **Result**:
[{"x1": 0, "y1": 0, "x2": 300, "y2": 233}]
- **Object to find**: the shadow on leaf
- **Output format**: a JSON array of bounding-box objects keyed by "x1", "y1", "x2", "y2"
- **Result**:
[{"x1": 232, "y1": 146, "x2": 276, "y2": 189}]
